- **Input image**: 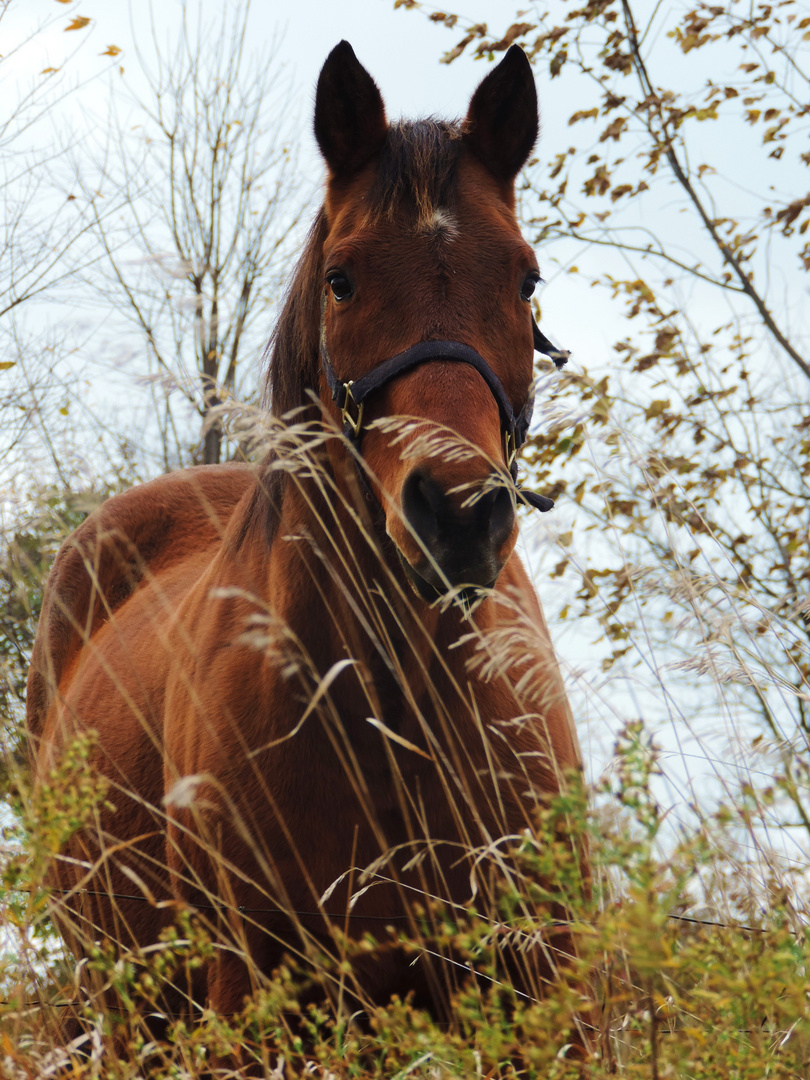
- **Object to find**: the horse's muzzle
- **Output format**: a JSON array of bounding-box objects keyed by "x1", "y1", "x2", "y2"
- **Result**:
[{"x1": 397, "y1": 468, "x2": 515, "y2": 600}]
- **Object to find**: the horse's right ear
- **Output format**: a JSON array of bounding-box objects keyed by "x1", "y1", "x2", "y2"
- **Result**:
[{"x1": 315, "y1": 41, "x2": 387, "y2": 178}]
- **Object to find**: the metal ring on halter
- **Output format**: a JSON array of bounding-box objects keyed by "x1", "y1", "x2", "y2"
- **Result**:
[{"x1": 339, "y1": 382, "x2": 364, "y2": 440}]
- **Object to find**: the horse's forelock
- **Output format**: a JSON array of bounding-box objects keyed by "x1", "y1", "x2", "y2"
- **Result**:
[{"x1": 370, "y1": 119, "x2": 463, "y2": 227}]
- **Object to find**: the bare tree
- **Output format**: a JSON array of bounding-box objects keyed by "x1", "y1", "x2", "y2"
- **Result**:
[
  {"x1": 0, "y1": 2, "x2": 113, "y2": 323},
  {"x1": 0, "y1": 1, "x2": 134, "y2": 511},
  {"x1": 77, "y1": 0, "x2": 307, "y2": 466}
]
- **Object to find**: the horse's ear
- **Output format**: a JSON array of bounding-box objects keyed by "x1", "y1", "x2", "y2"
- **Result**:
[
  {"x1": 463, "y1": 45, "x2": 538, "y2": 183},
  {"x1": 315, "y1": 41, "x2": 387, "y2": 178}
]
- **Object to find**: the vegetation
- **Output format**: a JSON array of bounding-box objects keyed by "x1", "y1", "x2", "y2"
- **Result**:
[
  {"x1": 1, "y1": 0, "x2": 809, "y2": 1075},
  {"x1": 3, "y1": 721, "x2": 808, "y2": 1076}
]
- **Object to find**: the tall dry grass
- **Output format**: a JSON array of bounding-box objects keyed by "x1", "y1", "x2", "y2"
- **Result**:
[{"x1": 1, "y1": 401, "x2": 808, "y2": 1078}]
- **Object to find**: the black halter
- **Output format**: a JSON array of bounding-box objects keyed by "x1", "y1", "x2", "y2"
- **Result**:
[{"x1": 320, "y1": 307, "x2": 569, "y2": 513}]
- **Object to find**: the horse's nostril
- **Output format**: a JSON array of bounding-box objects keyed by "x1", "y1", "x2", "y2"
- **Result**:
[
  {"x1": 487, "y1": 483, "x2": 515, "y2": 549},
  {"x1": 401, "y1": 470, "x2": 442, "y2": 544},
  {"x1": 400, "y1": 469, "x2": 516, "y2": 591}
]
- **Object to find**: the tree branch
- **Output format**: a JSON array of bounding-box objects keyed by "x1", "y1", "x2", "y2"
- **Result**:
[{"x1": 621, "y1": 0, "x2": 810, "y2": 383}]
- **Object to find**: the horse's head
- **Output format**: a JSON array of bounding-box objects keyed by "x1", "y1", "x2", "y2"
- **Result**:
[{"x1": 314, "y1": 42, "x2": 541, "y2": 601}]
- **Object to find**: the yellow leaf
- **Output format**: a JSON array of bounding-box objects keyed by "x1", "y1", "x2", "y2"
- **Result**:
[
  {"x1": 569, "y1": 108, "x2": 599, "y2": 125},
  {"x1": 59, "y1": 406, "x2": 69, "y2": 415},
  {"x1": 644, "y1": 399, "x2": 670, "y2": 421},
  {"x1": 100, "y1": 45, "x2": 121, "y2": 57},
  {"x1": 54, "y1": 1, "x2": 73, "y2": 4},
  {"x1": 65, "y1": 16, "x2": 91, "y2": 30},
  {"x1": 0, "y1": 361, "x2": 16, "y2": 370},
  {"x1": 41, "y1": 67, "x2": 59, "y2": 74}
]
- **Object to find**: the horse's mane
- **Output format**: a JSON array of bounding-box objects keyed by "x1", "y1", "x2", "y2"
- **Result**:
[{"x1": 242, "y1": 119, "x2": 464, "y2": 548}]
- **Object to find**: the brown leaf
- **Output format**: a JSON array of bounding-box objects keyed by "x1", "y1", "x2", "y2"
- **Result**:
[
  {"x1": 610, "y1": 184, "x2": 633, "y2": 202},
  {"x1": 489, "y1": 22, "x2": 535, "y2": 51},
  {"x1": 600, "y1": 117, "x2": 628, "y2": 142},
  {"x1": 100, "y1": 45, "x2": 121, "y2": 57},
  {"x1": 65, "y1": 15, "x2": 91, "y2": 30},
  {"x1": 441, "y1": 34, "x2": 474, "y2": 64},
  {"x1": 549, "y1": 48, "x2": 566, "y2": 77}
]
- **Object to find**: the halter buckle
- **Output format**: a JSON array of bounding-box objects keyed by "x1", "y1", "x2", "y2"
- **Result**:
[
  {"x1": 504, "y1": 429, "x2": 518, "y2": 470},
  {"x1": 340, "y1": 381, "x2": 364, "y2": 440}
]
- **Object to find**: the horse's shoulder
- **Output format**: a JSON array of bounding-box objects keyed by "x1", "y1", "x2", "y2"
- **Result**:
[{"x1": 26, "y1": 464, "x2": 255, "y2": 738}]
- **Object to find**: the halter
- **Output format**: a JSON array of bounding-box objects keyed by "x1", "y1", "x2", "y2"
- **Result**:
[{"x1": 320, "y1": 303, "x2": 569, "y2": 513}]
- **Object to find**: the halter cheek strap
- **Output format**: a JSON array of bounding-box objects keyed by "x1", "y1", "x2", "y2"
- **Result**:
[{"x1": 320, "y1": 304, "x2": 569, "y2": 513}]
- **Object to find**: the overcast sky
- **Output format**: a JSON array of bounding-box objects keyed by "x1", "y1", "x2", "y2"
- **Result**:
[{"x1": 6, "y1": 1, "x2": 805, "y2": 860}]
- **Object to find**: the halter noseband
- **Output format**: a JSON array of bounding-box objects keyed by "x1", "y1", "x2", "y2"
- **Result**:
[{"x1": 320, "y1": 308, "x2": 569, "y2": 514}]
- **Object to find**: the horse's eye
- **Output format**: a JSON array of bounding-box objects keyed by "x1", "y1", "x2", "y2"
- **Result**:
[
  {"x1": 520, "y1": 272, "x2": 540, "y2": 302},
  {"x1": 326, "y1": 270, "x2": 354, "y2": 302}
]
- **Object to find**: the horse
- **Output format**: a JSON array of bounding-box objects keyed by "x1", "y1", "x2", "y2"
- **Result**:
[{"x1": 26, "y1": 41, "x2": 589, "y2": 1065}]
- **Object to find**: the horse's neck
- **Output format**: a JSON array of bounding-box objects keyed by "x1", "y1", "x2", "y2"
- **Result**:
[{"x1": 235, "y1": 465, "x2": 443, "y2": 702}]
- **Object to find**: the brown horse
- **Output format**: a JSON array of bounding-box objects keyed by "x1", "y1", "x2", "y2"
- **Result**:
[{"x1": 27, "y1": 42, "x2": 588, "y2": 1061}]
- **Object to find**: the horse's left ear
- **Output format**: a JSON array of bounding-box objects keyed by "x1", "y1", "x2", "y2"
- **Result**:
[{"x1": 463, "y1": 45, "x2": 538, "y2": 183}]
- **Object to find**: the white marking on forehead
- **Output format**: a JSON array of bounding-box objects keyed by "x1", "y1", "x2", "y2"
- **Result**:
[
  {"x1": 431, "y1": 208, "x2": 456, "y2": 232},
  {"x1": 423, "y1": 207, "x2": 459, "y2": 241}
]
